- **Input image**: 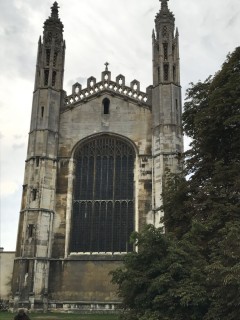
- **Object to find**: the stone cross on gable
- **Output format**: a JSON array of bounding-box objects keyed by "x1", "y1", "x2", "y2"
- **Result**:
[{"x1": 105, "y1": 62, "x2": 109, "y2": 71}]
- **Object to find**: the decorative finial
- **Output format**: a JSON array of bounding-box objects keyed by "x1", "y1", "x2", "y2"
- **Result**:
[
  {"x1": 160, "y1": 0, "x2": 169, "y2": 5},
  {"x1": 104, "y1": 62, "x2": 109, "y2": 71},
  {"x1": 160, "y1": 0, "x2": 169, "y2": 10},
  {"x1": 51, "y1": 1, "x2": 59, "y2": 19}
]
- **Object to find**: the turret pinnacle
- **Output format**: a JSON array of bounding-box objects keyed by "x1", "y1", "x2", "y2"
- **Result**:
[
  {"x1": 155, "y1": 0, "x2": 175, "y2": 28},
  {"x1": 160, "y1": 0, "x2": 169, "y2": 10},
  {"x1": 51, "y1": 2, "x2": 59, "y2": 19},
  {"x1": 43, "y1": 2, "x2": 64, "y2": 45}
]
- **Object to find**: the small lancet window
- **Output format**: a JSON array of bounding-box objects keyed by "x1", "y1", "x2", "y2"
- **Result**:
[
  {"x1": 173, "y1": 66, "x2": 176, "y2": 82},
  {"x1": 36, "y1": 157, "x2": 40, "y2": 167},
  {"x1": 44, "y1": 70, "x2": 49, "y2": 86},
  {"x1": 162, "y1": 26, "x2": 168, "y2": 37},
  {"x1": 41, "y1": 106, "x2": 44, "y2": 118},
  {"x1": 103, "y1": 98, "x2": 110, "y2": 115},
  {"x1": 46, "y1": 49, "x2": 51, "y2": 66},
  {"x1": 163, "y1": 43, "x2": 168, "y2": 61},
  {"x1": 52, "y1": 71, "x2": 56, "y2": 86},
  {"x1": 32, "y1": 189, "x2": 37, "y2": 201},
  {"x1": 176, "y1": 99, "x2": 179, "y2": 124},
  {"x1": 25, "y1": 260, "x2": 30, "y2": 273},
  {"x1": 28, "y1": 224, "x2": 34, "y2": 238},
  {"x1": 164, "y1": 64, "x2": 169, "y2": 81},
  {"x1": 158, "y1": 67, "x2": 160, "y2": 83},
  {"x1": 172, "y1": 45, "x2": 175, "y2": 58},
  {"x1": 53, "y1": 51, "x2": 58, "y2": 67}
]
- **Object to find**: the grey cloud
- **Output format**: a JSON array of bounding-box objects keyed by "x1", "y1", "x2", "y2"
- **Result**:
[
  {"x1": 226, "y1": 12, "x2": 239, "y2": 28},
  {"x1": 12, "y1": 143, "x2": 25, "y2": 150},
  {"x1": 0, "y1": 0, "x2": 46, "y2": 81},
  {"x1": 14, "y1": 135, "x2": 23, "y2": 139}
]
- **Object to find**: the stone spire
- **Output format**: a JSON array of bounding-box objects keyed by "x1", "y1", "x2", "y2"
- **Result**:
[
  {"x1": 156, "y1": 0, "x2": 175, "y2": 24},
  {"x1": 34, "y1": 1, "x2": 65, "y2": 90},
  {"x1": 43, "y1": 1, "x2": 64, "y2": 41}
]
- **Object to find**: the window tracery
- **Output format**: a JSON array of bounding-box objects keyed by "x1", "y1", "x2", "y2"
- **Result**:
[{"x1": 70, "y1": 135, "x2": 135, "y2": 253}]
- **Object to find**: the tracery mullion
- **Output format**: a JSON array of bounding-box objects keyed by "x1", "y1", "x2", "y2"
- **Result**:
[
  {"x1": 126, "y1": 201, "x2": 129, "y2": 252},
  {"x1": 79, "y1": 155, "x2": 84, "y2": 199},
  {"x1": 126, "y1": 154, "x2": 129, "y2": 200},
  {"x1": 103, "y1": 201, "x2": 107, "y2": 252},
  {"x1": 97, "y1": 201, "x2": 101, "y2": 252},
  {"x1": 119, "y1": 201, "x2": 122, "y2": 252},
  {"x1": 110, "y1": 140, "x2": 116, "y2": 252},
  {"x1": 89, "y1": 140, "x2": 97, "y2": 252},
  {"x1": 86, "y1": 153, "x2": 91, "y2": 199}
]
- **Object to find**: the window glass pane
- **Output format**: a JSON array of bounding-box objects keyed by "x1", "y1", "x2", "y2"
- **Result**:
[{"x1": 70, "y1": 135, "x2": 135, "y2": 253}]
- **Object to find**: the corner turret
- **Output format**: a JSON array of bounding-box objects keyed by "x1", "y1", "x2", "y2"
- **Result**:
[
  {"x1": 153, "y1": 0, "x2": 180, "y2": 86},
  {"x1": 12, "y1": 3, "x2": 66, "y2": 310},
  {"x1": 151, "y1": 0, "x2": 183, "y2": 227},
  {"x1": 34, "y1": 2, "x2": 65, "y2": 90}
]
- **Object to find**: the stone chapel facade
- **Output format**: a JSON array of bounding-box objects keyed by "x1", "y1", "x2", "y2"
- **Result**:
[{"x1": 11, "y1": 0, "x2": 183, "y2": 312}]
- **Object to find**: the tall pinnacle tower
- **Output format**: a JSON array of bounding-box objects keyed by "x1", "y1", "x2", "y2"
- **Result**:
[
  {"x1": 151, "y1": 0, "x2": 183, "y2": 227},
  {"x1": 11, "y1": 2, "x2": 65, "y2": 310}
]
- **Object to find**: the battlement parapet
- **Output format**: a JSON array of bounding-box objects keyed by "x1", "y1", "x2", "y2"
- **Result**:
[{"x1": 64, "y1": 69, "x2": 152, "y2": 108}]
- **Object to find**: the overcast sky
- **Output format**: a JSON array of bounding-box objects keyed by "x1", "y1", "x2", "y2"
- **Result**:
[{"x1": 0, "y1": 0, "x2": 239, "y2": 251}]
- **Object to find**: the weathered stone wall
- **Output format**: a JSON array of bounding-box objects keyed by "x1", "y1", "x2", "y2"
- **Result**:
[
  {"x1": 0, "y1": 252, "x2": 15, "y2": 299},
  {"x1": 48, "y1": 258, "x2": 121, "y2": 302},
  {"x1": 46, "y1": 93, "x2": 152, "y2": 304},
  {"x1": 52, "y1": 93, "x2": 152, "y2": 258}
]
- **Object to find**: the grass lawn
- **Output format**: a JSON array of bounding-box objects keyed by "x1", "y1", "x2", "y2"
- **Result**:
[{"x1": 0, "y1": 313, "x2": 119, "y2": 320}]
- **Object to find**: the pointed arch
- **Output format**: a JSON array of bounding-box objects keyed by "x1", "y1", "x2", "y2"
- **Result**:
[{"x1": 69, "y1": 134, "x2": 136, "y2": 253}]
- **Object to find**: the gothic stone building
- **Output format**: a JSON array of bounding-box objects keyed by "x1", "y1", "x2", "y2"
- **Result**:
[{"x1": 12, "y1": 0, "x2": 183, "y2": 312}]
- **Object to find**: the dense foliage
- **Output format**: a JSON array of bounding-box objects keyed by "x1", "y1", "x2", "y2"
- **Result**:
[{"x1": 111, "y1": 47, "x2": 240, "y2": 319}]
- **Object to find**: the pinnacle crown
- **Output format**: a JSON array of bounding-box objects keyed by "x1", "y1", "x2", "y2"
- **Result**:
[
  {"x1": 160, "y1": 0, "x2": 170, "y2": 12},
  {"x1": 51, "y1": 1, "x2": 59, "y2": 19}
]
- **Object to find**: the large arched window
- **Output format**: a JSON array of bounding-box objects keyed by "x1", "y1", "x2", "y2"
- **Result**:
[{"x1": 70, "y1": 135, "x2": 135, "y2": 253}]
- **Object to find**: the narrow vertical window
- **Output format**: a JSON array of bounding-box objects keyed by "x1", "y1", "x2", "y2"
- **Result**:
[
  {"x1": 172, "y1": 45, "x2": 175, "y2": 58},
  {"x1": 36, "y1": 157, "x2": 40, "y2": 167},
  {"x1": 158, "y1": 67, "x2": 160, "y2": 83},
  {"x1": 25, "y1": 260, "x2": 29, "y2": 274},
  {"x1": 162, "y1": 26, "x2": 168, "y2": 37},
  {"x1": 44, "y1": 70, "x2": 49, "y2": 86},
  {"x1": 46, "y1": 49, "x2": 51, "y2": 66},
  {"x1": 163, "y1": 43, "x2": 168, "y2": 61},
  {"x1": 28, "y1": 224, "x2": 34, "y2": 238},
  {"x1": 176, "y1": 99, "x2": 178, "y2": 124},
  {"x1": 41, "y1": 106, "x2": 44, "y2": 118},
  {"x1": 52, "y1": 71, "x2": 56, "y2": 87},
  {"x1": 32, "y1": 189, "x2": 37, "y2": 201},
  {"x1": 103, "y1": 98, "x2": 110, "y2": 115},
  {"x1": 164, "y1": 64, "x2": 169, "y2": 81},
  {"x1": 173, "y1": 65, "x2": 176, "y2": 82},
  {"x1": 53, "y1": 51, "x2": 58, "y2": 67}
]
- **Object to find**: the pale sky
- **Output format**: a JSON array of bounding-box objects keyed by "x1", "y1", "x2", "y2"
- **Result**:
[{"x1": 0, "y1": 0, "x2": 239, "y2": 251}]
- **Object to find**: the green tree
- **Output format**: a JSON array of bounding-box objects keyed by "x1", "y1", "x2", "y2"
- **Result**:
[
  {"x1": 182, "y1": 47, "x2": 240, "y2": 319},
  {"x1": 111, "y1": 225, "x2": 208, "y2": 320},
  {"x1": 111, "y1": 47, "x2": 240, "y2": 319}
]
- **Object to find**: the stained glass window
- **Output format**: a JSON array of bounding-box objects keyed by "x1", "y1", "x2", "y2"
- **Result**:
[{"x1": 70, "y1": 135, "x2": 135, "y2": 253}]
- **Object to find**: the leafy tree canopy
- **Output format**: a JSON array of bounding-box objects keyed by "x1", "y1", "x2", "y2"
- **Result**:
[{"x1": 112, "y1": 47, "x2": 240, "y2": 320}]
